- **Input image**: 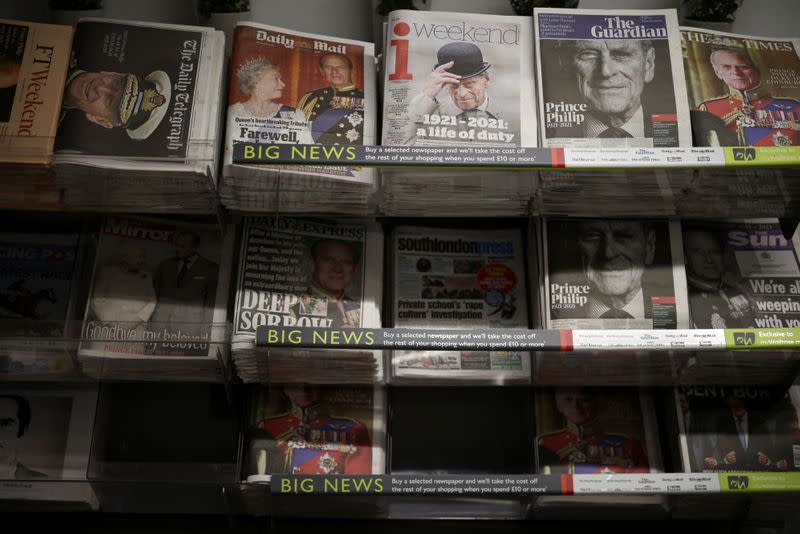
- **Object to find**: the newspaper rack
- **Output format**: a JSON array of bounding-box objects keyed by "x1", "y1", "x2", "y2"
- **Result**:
[
  {"x1": 52, "y1": 138, "x2": 223, "y2": 214},
  {"x1": 0, "y1": 320, "x2": 234, "y2": 384},
  {"x1": 232, "y1": 143, "x2": 800, "y2": 224}
]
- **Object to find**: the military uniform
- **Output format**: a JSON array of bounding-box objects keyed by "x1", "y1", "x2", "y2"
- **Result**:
[
  {"x1": 291, "y1": 285, "x2": 361, "y2": 328},
  {"x1": 537, "y1": 421, "x2": 649, "y2": 474},
  {"x1": 687, "y1": 277, "x2": 754, "y2": 329},
  {"x1": 697, "y1": 85, "x2": 800, "y2": 146},
  {"x1": 297, "y1": 84, "x2": 365, "y2": 145},
  {"x1": 259, "y1": 402, "x2": 371, "y2": 474}
]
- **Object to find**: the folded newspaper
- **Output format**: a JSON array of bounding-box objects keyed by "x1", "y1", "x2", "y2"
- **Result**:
[
  {"x1": 0, "y1": 384, "x2": 99, "y2": 509},
  {"x1": 244, "y1": 385, "x2": 385, "y2": 482},
  {"x1": 681, "y1": 27, "x2": 800, "y2": 147},
  {"x1": 537, "y1": 217, "x2": 694, "y2": 387},
  {"x1": 390, "y1": 225, "x2": 530, "y2": 383},
  {"x1": 380, "y1": 9, "x2": 536, "y2": 215},
  {"x1": 0, "y1": 19, "x2": 72, "y2": 210},
  {"x1": 675, "y1": 385, "x2": 800, "y2": 473},
  {"x1": 679, "y1": 219, "x2": 800, "y2": 384},
  {"x1": 53, "y1": 19, "x2": 226, "y2": 212},
  {"x1": 0, "y1": 231, "x2": 83, "y2": 378},
  {"x1": 232, "y1": 216, "x2": 384, "y2": 384},
  {"x1": 78, "y1": 216, "x2": 233, "y2": 380},
  {"x1": 534, "y1": 8, "x2": 691, "y2": 148},
  {"x1": 533, "y1": 387, "x2": 666, "y2": 513},
  {"x1": 541, "y1": 217, "x2": 690, "y2": 330},
  {"x1": 220, "y1": 22, "x2": 377, "y2": 214}
]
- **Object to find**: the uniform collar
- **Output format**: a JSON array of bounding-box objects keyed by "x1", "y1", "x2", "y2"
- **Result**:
[
  {"x1": 332, "y1": 84, "x2": 357, "y2": 93},
  {"x1": 566, "y1": 420, "x2": 595, "y2": 438},
  {"x1": 727, "y1": 82, "x2": 766, "y2": 103},
  {"x1": 289, "y1": 401, "x2": 323, "y2": 424}
]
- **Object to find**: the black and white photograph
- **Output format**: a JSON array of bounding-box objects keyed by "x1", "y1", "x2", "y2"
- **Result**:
[
  {"x1": 0, "y1": 386, "x2": 97, "y2": 486},
  {"x1": 544, "y1": 218, "x2": 689, "y2": 329},
  {"x1": 535, "y1": 8, "x2": 690, "y2": 147}
]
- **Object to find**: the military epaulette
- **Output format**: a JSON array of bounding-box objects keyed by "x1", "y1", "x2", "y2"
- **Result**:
[{"x1": 297, "y1": 94, "x2": 318, "y2": 118}]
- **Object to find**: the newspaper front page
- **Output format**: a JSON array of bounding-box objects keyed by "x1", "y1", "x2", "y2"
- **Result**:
[
  {"x1": 536, "y1": 387, "x2": 663, "y2": 475},
  {"x1": 681, "y1": 28, "x2": 800, "y2": 147},
  {"x1": 676, "y1": 385, "x2": 800, "y2": 473},
  {"x1": 0, "y1": 19, "x2": 72, "y2": 164},
  {"x1": 79, "y1": 215, "x2": 229, "y2": 360},
  {"x1": 244, "y1": 385, "x2": 385, "y2": 481},
  {"x1": 682, "y1": 219, "x2": 800, "y2": 329},
  {"x1": 382, "y1": 9, "x2": 536, "y2": 147},
  {"x1": 543, "y1": 217, "x2": 690, "y2": 330},
  {"x1": 535, "y1": 8, "x2": 690, "y2": 147},
  {"x1": 392, "y1": 226, "x2": 530, "y2": 382},
  {"x1": 225, "y1": 22, "x2": 375, "y2": 183}
]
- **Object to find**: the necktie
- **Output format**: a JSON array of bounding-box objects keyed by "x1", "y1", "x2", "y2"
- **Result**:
[
  {"x1": 177, "y1": 259, "x2": 188, "y2": 287},
  {"x1": 600, "y1": 308, "x2": 633, "y2": 319},
  {"x1": 598, "y1": 127, "x2": 633, "y2": 138},
  {"x1": 736, "y1": 416, "x2": 747, "y2": 449}
]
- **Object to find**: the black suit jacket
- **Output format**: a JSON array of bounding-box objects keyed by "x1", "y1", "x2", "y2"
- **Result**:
[
  {"x1": 150, "y1": 255, "x2": 219, "y2": 324},
  {"x1": 714, "y1": 411, "x2": 780, "y2": 470}
]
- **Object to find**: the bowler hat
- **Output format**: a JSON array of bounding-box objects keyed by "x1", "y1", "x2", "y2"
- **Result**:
[{"x1": 434, "y1": 42, "x2": 490, "y2": 78}]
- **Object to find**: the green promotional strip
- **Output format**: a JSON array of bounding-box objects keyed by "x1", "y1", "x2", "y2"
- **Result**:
[
  {"x1": 255, "y1": 326, "x2": 568, "y2": 351},
  {"x1": 271, "y1": 474, "x2": 565, "y2": 495},
  {"x1": 719, "y1": 473, "x2": 800, "y2": 493},
  {"x1": 723, "y1": 146, "x2": 800, "y2": 166},
  {"x1": 724, "y1": 328, "x2": 800, "y2": 349},
  {"x1": 232, "y1": 143, "x2": 555, "y2": 168}
]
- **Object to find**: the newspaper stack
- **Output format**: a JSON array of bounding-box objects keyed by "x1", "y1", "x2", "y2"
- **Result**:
[
  {"x1": 536, "y1": 169, "x2": 683, "y2": 218},
  {"x1": 681, "y1": 28, "x2": 800, "y2": 148},
  {"x1": 380, "y1": 171, "x2": 534, "y2": 216},
  {"x1": 674, "y1": 385, "x2": 800, "y2": 473},
  {"x1": 533, "y1": 387, "x2": 666, "y2": 517},
  {"x1": 52, "y1": 19, "x2": 226, "y2": 213},
  {"x1": 219, "y1": 22, "x2": 377, "y2": 215},
  {"x1": 389, "y1": 225, "x2": 531, "y2": 384},
  {"x1": 0, "y1": 384, "x2": 99, "y2": 509},
  {"x1": 535, "y1": 217, "x2": 690, "y2": 384},
  {"x1": 380, "y1": 10, "x2": 537, "y2": 216},
  {"x1": 0, "y1": 20, "x2": 72, "y2": 210},
  {"x1": 677, "y1": 168, "x2": 793, "y2": 220},
  {"x1": 680, "y1": 219, "x2": 800, "y2": 383},
  {"x1": 232, "y1": 216, "x2": 384, "y2": 384},
  {"x1": 534, "y1": 8, "x2": 691, "y2": 148},
  {"x1": 244, "y1": 385, "x2": 385, "y2": 482},
  {"x1": 0, "y1": 231, "x2": 85, "y2": 380},
  {"x1": 77, "y1": 216, "x2": 234, "y2": 381}
]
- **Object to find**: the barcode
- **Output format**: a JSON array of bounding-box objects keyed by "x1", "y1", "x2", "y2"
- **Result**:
[{"x1": 793, "y1": 445, "x2": 800, "y2": 468}]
